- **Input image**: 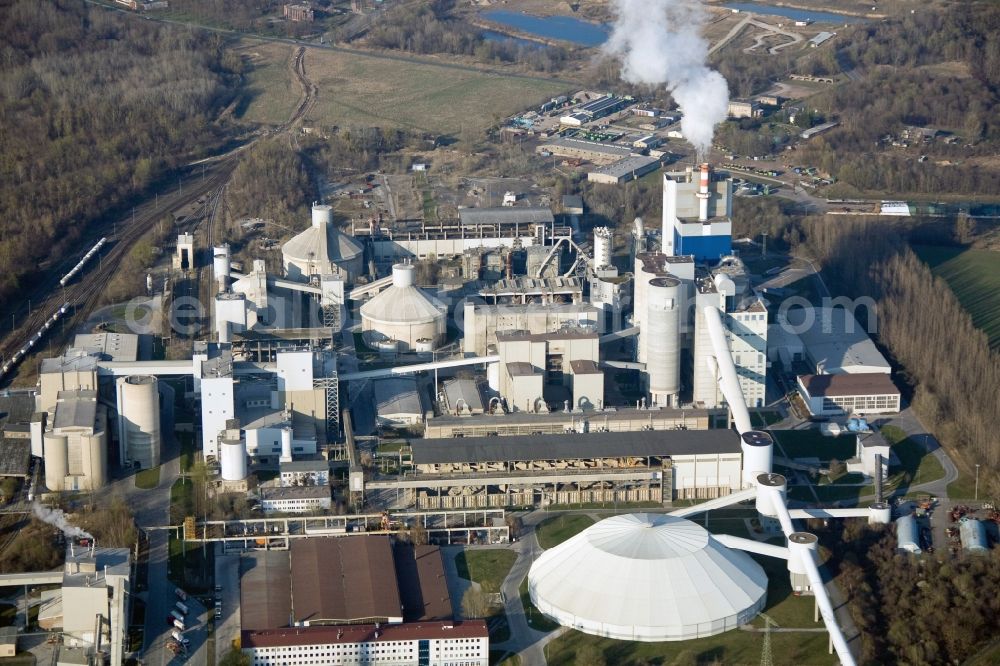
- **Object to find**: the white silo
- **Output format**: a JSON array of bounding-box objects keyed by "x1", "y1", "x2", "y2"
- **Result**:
[
  {"x1": 44, "y1": 433, "x2": 69, "y2": 491},
  {"x1": 360, "y1": 264, "x2": 447, "y2": 352},
  {"x1": 220, "y1": 437, "x2": 248, "y2": 481},
  {"x1": 786, "y1": 532, "x2": 818, "y2": 593},
  {"x1": 755, "y1": 472, "x2": 787, "y2": 518},
  {"x1": 282, "y1": 204, "x2": 365, "y2": 283},
  {"x1": 868, "y1": 502, "x2": 891, "y2": 525},
  {"x1": 593, "y1": 227, "x2": 613, "y2": 268},
  {"x1": 280, "y1": 427, "x2": 293, "y2": 463},
  {"x1": 740, "y1": 431, "x2": 774, "y2": 486},
  {"x1": 118, "y1": 375, "x2": 161, "y2": 470},
  {"x1": 646, "y1": 275, "x2": 681, "y2": 406},
  {"x1": 213, "y1": 244, "x2": 231, "y2": 293}
]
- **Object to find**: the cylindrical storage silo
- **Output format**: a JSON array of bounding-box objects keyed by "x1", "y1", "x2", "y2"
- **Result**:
[
  {"x1": 868, "y1": 502, "x2": 891, "y2": 525},
  {"x1": 414, "y1": 338, "x2": 434, "y2": 353},
  {"x1": 220, "y1": 438, "x2": 248, "y2": 481},
  {"x1": 82, "y1": 431, "x2": 107, "y2": 490},
  {"x1": 755, "y1": 473, "x2": 787, "y2": 518},
  {"x1": 646, "y1": 276, "x2": 681, "y2": 406},
  {"x1": 119, "y1": 376, "x2": 161, "y2": 470},
  {"x1": 280, "y1": 428, "x2": 293, "y2": 462},
  {"x1": 786, "y1": 531, "x2": 818, "y2": 593},
  {"x1": 741, "y1": 431, "x2": 774, "y2": 486},
  {"x1": 213, "y1": 244, "x2": 231, "y2": 294},
  {"x1": 312, "y1": 204, "x2": 333, "y2": 228},
  {"x1": 44, "y1": 433, "x2": 69, "y2": 491},
  {"x1": 593, "y1": 227, "x2": 613, "y2": 269}
]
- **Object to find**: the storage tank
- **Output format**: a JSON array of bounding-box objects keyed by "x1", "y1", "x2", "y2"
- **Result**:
[
  {"x1": 646, "y1": 276, "x2": 681, "y2": 406},
  {"x1": 786, "y1": 532, "x2": 818, "y2": 593},
  {"x1": 868, "y1": 502, "x2": 891, "y2": 525},
  {"x1": 414, "y1": 338, "x2": 434, "y2": 353},
  {"x1": 81, "y1": 430, "x2": 107, "y2": 490},
  {"x1": 118, "y1": 376, "x2": 161, "y2": 470},
  {"x1": 44, "y1": 433, "x2": 69, "y2": 492},
  {"x1": 280, "y1": 428, "x2": 293, "y2": 462},
  {"x1": 360, "y1": 264, "x2": 447, "y2": 352},
  {"x1": 895, "y1": 514, "x2": 921, "y2": 554},
  {"x1": 220, "y1": 438, "x2": 248, "y2": 481},
  {"x1": 755, "y1": 472, "x2": 786, "y2": 518},
  {"x1": 213, "y1": 244, "x2": 231, "y2": 294},
  {"x1": 741, "y1": 431, "x2": 774, "y2": 485},
  {"x1": 959, "y1": 517, "x2": 988, "y2": 553},
  {"x1": 282, "y1": 204, "x2": 364, "y2": 283},
  {"x1": 593, "y1": 227, "x2": 613, "y2": 269}
]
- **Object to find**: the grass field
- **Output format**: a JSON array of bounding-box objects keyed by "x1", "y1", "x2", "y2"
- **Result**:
[
  {"x1": 535, "y1": 514, "x2": 595, "y2": 549},
  {"x1": 881, "y1": 425, "x2": 945, "y2": 489},
  {"x1": 454, "y1": 550, "x2": 517, "y2": 594},
  {"x1": 238, "y1": 43, "x2": 571, "y2": 134},
  {"x1": 134, "y1": 466, "x2": 161, "y2": 489},
  {"x1": 915, "y1": 245, "x2": 1000, "y2": 350},
  {"x1": 519, "y1": 576, "x2": 561, "y2": 632}
]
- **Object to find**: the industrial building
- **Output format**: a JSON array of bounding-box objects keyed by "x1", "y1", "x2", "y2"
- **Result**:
[
  {"x1": 777, "y1": 306, "x2": 889, "y2": 375},
  {"x1": 115, "y1": 375, "x2": 160, "y2": 470},
  {"x1": 374, "y1": 376, "x2": 430, "y2": 426},
  {"x1": 727, "y1": 100, "x2": 762, "y2": 119},
  {"x1": 283, "y1": 3, "x2": 314, "y2": 21},
  {"x1": 44, "y1": 389, "x2": 107, "y2": 492},
  {"x1": 797, "y1": 373, "x2": 901, "y2": 416},
  {"x1": 535, "y1": 137, "x2": 634, "y2": 165},
  {"x1": 259, "y1": 485, "x2": 332, "y2": 514},
  {"x1": 239, "y1": 537, "x2": 488, "y2": 665},
  {"x1": 528, "y1": 513, "x2": 767, "y2": 641},
  {"x1": 282, "y1": 204, "x2": 364, "y2": 283},
  {"x1": 360, "y1": 264, "x2": 447, "y2": 352},
  {"x1": 662, "y1": 164, "x2": 733, "y2": 262},
  {"x1": 362, "y1": 429, "x2": 744, "y2": 509},
  {"x1": 462, "y1": 301, "x2": 602, "y2": 357},
  {"x1": 587, "y1": 155, "x2": 662, "y2": 184}
]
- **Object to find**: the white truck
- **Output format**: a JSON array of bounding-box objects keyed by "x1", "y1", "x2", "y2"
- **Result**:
[{"x1": 175, "y1": 601, "x2": 189, "y2": 615}]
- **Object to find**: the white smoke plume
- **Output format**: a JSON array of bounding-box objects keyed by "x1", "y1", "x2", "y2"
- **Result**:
[
  {"x1": 33, "y1": 503, "x2": 93, "y2": 540},
  {"x1": 604, "y1": 0, "x2": 729, "y2": 159}
]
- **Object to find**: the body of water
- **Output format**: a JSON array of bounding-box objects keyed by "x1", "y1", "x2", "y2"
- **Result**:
[
  {"x1": 480, "y1": 10, "x2": 610, "y2": 47},
  {"x1": 723, "y1": 2, "x2": 869, "y2": 24}
]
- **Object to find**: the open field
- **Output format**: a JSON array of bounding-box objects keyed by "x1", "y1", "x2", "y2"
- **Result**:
[
  {"x1": 535, "y1": 514, "x2": 594, "y2": 549},
  {"x1": 237, "y1": 42, "x2": 571, "y2": 135},
  {"x1": 455, "y1": 550, "x2": 517, "y2": 594},
  {"x1": 914, "y1": 245, "x2": 1000, "y2": 350}
]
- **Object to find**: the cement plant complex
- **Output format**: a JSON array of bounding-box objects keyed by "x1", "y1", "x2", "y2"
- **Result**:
[{"x1": 0, "y1": 2, "x2": 993, "y2": 666}]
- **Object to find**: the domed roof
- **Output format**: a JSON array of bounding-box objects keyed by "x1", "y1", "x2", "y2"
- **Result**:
[
  {"x1": 527, "y1": 513, "x2": 767, "y2": 642},
  {"x1": 360, "y1": 265, "x2": 446, "y2": 325},
  {"x1": 282, "y1": 205, "x2": 364, "y2": 265}
]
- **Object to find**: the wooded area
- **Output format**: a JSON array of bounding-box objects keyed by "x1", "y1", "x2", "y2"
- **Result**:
[
  {"x1": 0, "y1": 0, "x2": 238, "y2": 306},
  {"x1": 819, "y1": 520, "x2": 1000, "y2": 665}
]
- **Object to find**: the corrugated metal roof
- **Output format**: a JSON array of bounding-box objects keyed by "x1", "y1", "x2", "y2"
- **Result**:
[
  {"x1": 393, "y1": 544, "x2": 452, "y2": 622},
  {"x1": 458, "y1": 206, "x2": 554, "y2": 227},
  {"x1": 53, "y1": 392, "x2": 97, "y2": 430},
  {"x1": 798, "y1": 373, "x2": 899, "y2": 397},
  {"x1": 412, "y1": 429, "x2": 741, "y2": 464},
  {"x1": 290, "y1": 537, "x2": 402, "y2": 625},
  {"x1": 442, "y1": 379, "x2": 483, "y2": 413},
  {"x1": 374, "y1": 377, "x2": 426, "y2": 418},
  {"x1": 240, "y1": 551, "x2": 292, "y2": 631}
]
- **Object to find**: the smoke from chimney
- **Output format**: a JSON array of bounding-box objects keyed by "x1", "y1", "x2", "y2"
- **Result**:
[
  {"x1": 33, "y1": 502, "x2": 94, "y2": 541},
  {"x1": 604, "y1": 0, "x2": 729, "y2": 159}
]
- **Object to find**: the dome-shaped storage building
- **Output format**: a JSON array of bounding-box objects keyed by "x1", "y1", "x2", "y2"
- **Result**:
[
  {"x1": 282, "y1": 204, "x2": 365, "y2": 283},
  {"x1": 360, "y1": 264, "x2": 447, "y2": 352},
  {"x1": 528, "y1": 513, "x2": 768, "y2": 642}
]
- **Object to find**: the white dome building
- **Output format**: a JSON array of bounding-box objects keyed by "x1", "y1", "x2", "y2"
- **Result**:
[
  {"x1": 282, "y1": 204, "x2": 365, "y2": 283},
  {"x1": 361, "y1": 264, "x2": 447, "y2": 352},
  {"x1": 528, "y1": 513, "x2": 768, "y2": 642}
]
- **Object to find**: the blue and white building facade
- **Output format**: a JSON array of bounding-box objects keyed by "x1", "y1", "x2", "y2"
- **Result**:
[{"x1": 661, "y1": 164, "x2": 733, "y2": 263}]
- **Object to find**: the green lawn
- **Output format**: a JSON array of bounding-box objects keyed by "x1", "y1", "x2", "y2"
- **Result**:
[
  {"x1": 518, "y1": 577, "x2": 560, "y2": 632},
  {"x1": 770, "y1": 429, "x2": 856, "y2": 462},
  {"x1": 134, "y1": 466, "x2": 161, "y2": 489},
  {"x1": 454, "y1": 550, "x2": 517, "y2": 594},
  {"x1": 915, "y1": 245, "x2": 1000, "y2": 350},
  {"x1": 947, "y1": 470, "x2": 980, "y2": 499},
  {"x1": 178, "y1": 432, "x2": 196, "y2": 474},
  {"x1": 535, "y1": 515, "x2": 595, "y2": 550},
  {"x1": 881, "y1": 425, "x2": 945, "y2": 490}
]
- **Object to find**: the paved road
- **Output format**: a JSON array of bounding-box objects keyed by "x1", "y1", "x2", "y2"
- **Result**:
[{"x1": 214, "y1": 549, "x2": 242, "y2": 663}]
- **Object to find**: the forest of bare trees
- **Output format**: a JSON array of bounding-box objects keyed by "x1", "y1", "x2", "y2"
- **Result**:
[
  {"x1": 818, "y1": 520, "x2": 1000, "y2": 664},
  {"x1": 0, "y1": 0, "x2": 239, "y2": 306}
]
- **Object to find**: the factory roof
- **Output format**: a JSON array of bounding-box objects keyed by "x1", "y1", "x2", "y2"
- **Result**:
[
  {"x1": 569, "y1": 360, "x2": 601, "y2": 375},
  {"x1": 260, "y1": 485, "x2": 331, "y2": 502},
  {"x1": 40, "y1": 351, "x2": 99, "y2": 374},
  {"x1": 561, "y1": 194, "x2": 584, "y2": 212},
  {"x1": 578, "y1": 94, "x2": 622, "y2": 116},
  {"x1": 442, "y1": 379, "x2": 484, "y2": 414},
  {"x1": 290, "y1": 537, "x2": 402, "y2": 624},
  {"x1": 72, "y1": 332, "x2": 139, "y2": 362},
  {"x1": 474, "y1": 302, "x2": 599, "y2": 316},
  {"x1": 279, "y1": 457, "x2": 329, "y2": 473},
  {"x1": 282, "y1": 219, "x2": 364, "y2": 265},
  {"x1": 0, "y1": 439, "x2": 30, "y2": 477},
  {"x1": 782, "y1": 306, "x2": 890, "y2": 374},
  {"x1": 505, "y1": 362, "x2": 539, "y2": 378},
  {"x1": 798, "y1": 373, "x2": 900, "y2": 397},
  {"x1": 458, "y1": 206, "x2": 554, "y2": 227},
  {"x1": 360, "y1": 272, "x2": 447, "y2": 326},
  {"x1": 240, "y1": 551, "x2": 292, "y2": 631},
  {"x1": 242, "y1": 620, "x2": 488, "y2": 649},
  {"x1": 539, "y1": 136, "x2": 633, "y2": 158},
  {"x1": 412, "y1": 429, "x2": 741, "y2": 465},
  {"x1": 496, "y1": 328, "x2": 598, "y2": 342},
  {"x1": 0, "y1": 395, "x2": 35, "y2": 430},
  {"x1": 373, "y1": 377, "x2": 427, "y2": 418},
  {"x1": 393, "y1": 544, "x2": 453, "y2": 622},
  {"x1": 55, "y1": 647, "x2": 90, "y2": 665},
  {"x1": 589, "y1": 155, "x2": 661, "y2": 179},
  {"x1": 53, "y1": 391, "x2": 98, "y2": 430}
]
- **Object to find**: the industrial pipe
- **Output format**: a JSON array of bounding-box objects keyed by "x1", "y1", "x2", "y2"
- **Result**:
[{"x1": 702, "y1": 306, "x2": 753, "y2": 434}]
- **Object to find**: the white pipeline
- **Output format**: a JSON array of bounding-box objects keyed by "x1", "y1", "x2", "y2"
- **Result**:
[
  {"x1": 667, "y1": 487, "x2": 756, "y2": 518},
  {"x1": 339, "y1": 355, "x2": 500, "y2": 381},
  {"x1": 713, "y1": 534, "x2": 789, "y2": 560},
  {"x1": 702, "y1": 306, "x2": 753, "y2": 434}
]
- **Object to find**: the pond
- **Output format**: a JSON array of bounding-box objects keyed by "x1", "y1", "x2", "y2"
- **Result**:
[
  {"x1": 723, "y1": 2, "x2": 870, "y2": 24},
  {"x1": 480, "y1": 10, "x2": 610, "y2": 47}
]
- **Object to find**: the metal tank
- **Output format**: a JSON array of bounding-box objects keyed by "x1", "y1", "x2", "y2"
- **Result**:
[
  {"x1": 280, "y1": 428, "x2": 293, "y2": 462},
  {"x1": 44, "y1": 433, "x2": 69, "y2": 492},
  {"x1": 213, "y1": 244, "x2": 231, "y2": 294},
  {"x1": 118, "y1": 376, "x2": 161, "y2": 470},
  {"x1": 645, "y1": 276, "x2": 681, "y2": 406},
  {"x1": 593, "y1": 227, "x2": 613, "y2": 269},
  {"x1": 220, "y1": 437, "x2": 248, "y2": 481},
  {"x1": 740, "y1": 431, "x2": 774, "y2": 486},
  {"x1": 81, "y1": 430, "x2": 107, "y2": 490}
]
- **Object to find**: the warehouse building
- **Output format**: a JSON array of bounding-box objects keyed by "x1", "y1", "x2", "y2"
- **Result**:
[
  {"x1": 462, "y1": 302, "x2": 602, "y2": 357},
  {"x1": 587, "y1": 155, "x2": 662, "y2": 185},
  {"x1": 796, "y1": 373, "x2": 901, "y2": 416},
  {"x1": 364, "y1": 429, "x2": 743, "y2": 509},
  {"x1": 535, "y1": 137, "x2": 634, "y2": 165},
  {"x1": 374, "y1": 377, "x2": 430, "y2": 427},
  {"x1": 778, "y1": 306, "x2": 889, "y2": 375},
  {"x1": 240, "y1": 537, "x2": 487, "y2": 665},
  {"x1": 44, "y1": 389, "x2": 108, "y2": 492},
  {"x1": 259, "y1": 485, "x2": 332, "y2": 514}
]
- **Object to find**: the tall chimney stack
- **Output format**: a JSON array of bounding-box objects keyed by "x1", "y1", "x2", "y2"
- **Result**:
[{"x1": 697, "y1": 163, "x2": 711, "y2": 222}]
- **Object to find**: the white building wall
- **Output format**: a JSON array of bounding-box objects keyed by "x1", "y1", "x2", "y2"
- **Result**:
[
  {"x1": 201, "y1": 377, "x2": 235, "y2": 459},
  {"x1": 245, "y1": 635, "x2": 489, "y2": 666},
  {"x1": 671, "y1": 453, "x2": 743, "y2": 496}
]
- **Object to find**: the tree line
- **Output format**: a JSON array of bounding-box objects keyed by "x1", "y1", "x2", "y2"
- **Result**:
[{"x1": 0, "y1": 0, "x2": 239, "y2": 307}]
